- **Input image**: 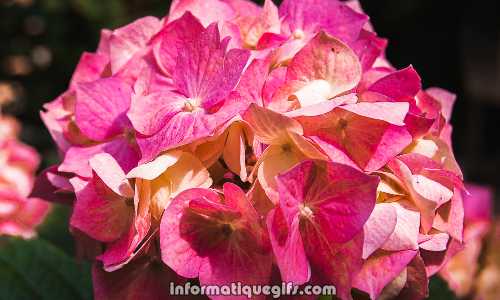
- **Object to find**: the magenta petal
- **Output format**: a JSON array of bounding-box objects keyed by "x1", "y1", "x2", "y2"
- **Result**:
[
  {"x1": 70, "y1": 177, "x2": 132, "y2": 243},
  {"x1": 367, "y1": 66, "x2": 421, "y2": 101},
  {"x1": 137, "y1": 92, "x2": 248, "y2": 162},
  {"x1": 362, "y1": 203, "x2": 397, "y2": 259},
  {"x1": 69, "y1": 52, "x2": 109, "y2": 88},
  {"x1": 276, "y1": 160, "x2": 379, "y2": 243},
  {"x1": 75, "y1": 77, "x2": 132, "y2": 141},
  {"x1": 153, "y1": 12, "x2": 204, "y2": 77},
  {"x1": 463, "y1": 183, "x2": 492, "y2": 223},
  {"x1": 267, "y1": 208, "x2": 310, "y2": 285},
  {"x1": 173, "y1": 23, "x2": 249, "y2": 107},
  {"x1": 352, "y1": 29, "x2": 387, "y2": 71},
  {"x1": 353, "y1": 250, "x2": 418, "y2": 300}
]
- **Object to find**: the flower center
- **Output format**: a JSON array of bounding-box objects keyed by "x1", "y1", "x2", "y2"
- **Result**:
[
  {"x1": 299, "y1": 204, "x2": 314, "y2": 218},
  {"x1": 292, "y1": 29, "x2": 305, "y2": 40}
]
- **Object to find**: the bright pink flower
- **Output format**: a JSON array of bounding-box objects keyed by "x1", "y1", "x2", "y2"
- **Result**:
[
  {"x1": 0, "y1": 116, "x2": 50, "y2": 238},
  {"x1": 267, "y1": 160, "x2": 379, "y2": 299},
  {"x1": 160, "y1": 184, "x2": 272, "y2": 299}
]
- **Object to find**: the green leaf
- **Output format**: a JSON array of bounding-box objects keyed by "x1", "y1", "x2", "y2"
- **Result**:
[
  {"x1": 37, "y1": 204, "x2": 75, "y2": 255},
  {"x1": 428, "y1": 275, "x2": 457, "y2": 300},
  {"x1": 0, "y1": 237, "x2": 92, "y2": 300}
]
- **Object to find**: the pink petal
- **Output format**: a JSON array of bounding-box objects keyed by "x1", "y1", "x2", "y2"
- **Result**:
[
  {"x1": 298, "y1": 103, "x2": 412, "y2": 171},
  {"x1": 279, "y1": 0, "x2": 368, "y2": 44},
  {"x1": 89, "y1": 153, "x2": 134, "y2": 198},
  {"x1": 284, "y1": 31, "x2": 361, "y2": 106},
  {"x1": 277, "y1": 160, "x2": 378, "y2": 243},
  {"x1": 153, "y1": 12, "x2": 204, "y2": 77},
  {"x1": 169, "y1": 0, "x2": 235, "y2": 26},
  {"x1": 353, "y1": 250, "x2": 417, "y2": 300},
  {"x1": 419, "y1": 232, "x2": 450, "y2": 252},
  {"x1": 109, "y1": 16, "x2": 161, "y2": 73},
  {"x1": 173, "y1": 23, "x2": 249, "y2": 108},
  {"x1": 351, "y1": 29, "x2": 388, "y2": 71},
  {"x1": 267, "y1": 208, "x2": 310, "y2": 284},
  {"x1": 160, "y1": 188, "x2": 219, "y2": 278},
  {"x1": 382, "y1": 202, "x2": 420, "y2": 251},
  {"x1": 69, "y1": 52, "x2": 109, "y2": 88},
  {"x1": 75, "y1": 77, "x2": 132, "y2": 141},
  {"x1": 128, "y1": 90, "x2": 186, "y2": 136},
  {"x1": 463, "y1": 183, "x2": 492, "y2": 223},
  {"x1": 362, "y1": 203, "x2": 397, "y2": 259},
  {"x1": 243, "y1": 103, "x2": 303, "y2": 145},
  {"x1": 70, "y1": 177, "x2": 132, "y2": 242},
  {"x1": 426, "y1": 87, "x2": 456, "y2": 122},
  {"x1": 367, "y1": 66, "x2": 421, "y2": 101},
  {"x1": 59, "y1": 137, "x2": 140, "y2": 178}
]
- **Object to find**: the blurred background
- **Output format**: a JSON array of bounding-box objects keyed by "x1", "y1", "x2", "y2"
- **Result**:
[{"x1": 0, "y1": 0, "x2": 498, "y2": 298}]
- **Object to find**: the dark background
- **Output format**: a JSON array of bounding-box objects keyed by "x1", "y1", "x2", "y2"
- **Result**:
[{"x1": 1, "y1": 0, "x2": 498, "y2": 299}]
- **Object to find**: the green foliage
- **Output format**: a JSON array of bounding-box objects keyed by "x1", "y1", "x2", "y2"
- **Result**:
[{"x1": 0, "y1": 237, "x2": 92, "y2": 300}]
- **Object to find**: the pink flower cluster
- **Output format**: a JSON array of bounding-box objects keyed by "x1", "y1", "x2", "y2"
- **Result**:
[
  {"x1": 0, "y1": 114, "x2": 50, "y2": 238},
  {"x1": 38, "y1": 0, "x2": 467, "y2": 299}
]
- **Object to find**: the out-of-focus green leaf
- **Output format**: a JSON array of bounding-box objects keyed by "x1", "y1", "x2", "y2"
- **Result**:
[
  {"x1": 37, "y1": 204, "x2": 75, "y2": 255},
  {"x1": 0, "y1": 237, "x2": 92, "y2": 300},
  {"x1": 428, "y1": 275, "x2": 457, "y2": 300}
]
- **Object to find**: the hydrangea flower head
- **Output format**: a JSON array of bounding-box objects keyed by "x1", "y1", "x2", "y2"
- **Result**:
[{"x1": 38, "y1": 1, "x2": 468, "y2": 299}]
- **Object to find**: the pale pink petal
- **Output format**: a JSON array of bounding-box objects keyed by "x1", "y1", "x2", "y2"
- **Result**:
[
  {"x1": 284, "y1": 31, "x2": 361, "y2": 107},
  {"x1": 362, "y1": 203, "x2": 397, "y2": 259},
  {"x1": 127, "y1": 151, "x2": 183, "y2": 180},
  {"x1": 419, "y1": 232, "x2": 449, "y2": 252},
  {"x1": 382, "y1": 202, "x2": 420, "y2": 251},
  {"x1": 243, "y1": 103, "x2": 303, "y2": 145},
  {"x1": 169, "y1": 0, "x2": 235, "y2": 26},
  {"x1": 89, "y1": 153, "x2": 134, "y2": 198}
]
